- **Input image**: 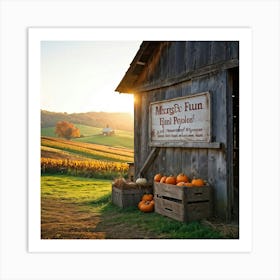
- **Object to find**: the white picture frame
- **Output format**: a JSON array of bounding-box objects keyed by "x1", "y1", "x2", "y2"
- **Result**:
[{"x1": 1, "y1": 1, "x2": 279, "y2": 279}]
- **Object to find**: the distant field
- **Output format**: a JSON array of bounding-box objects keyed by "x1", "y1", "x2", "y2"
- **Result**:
[
  {"x1": 41, "y1": 145, "x2": 89, "y2": 161},
  {"x1": 41, "y1": 136, "x2": 132, "y2": 178},
  {"x1": 41, "y1": 124, "x2": 134, "y2": 149},
  {"x1": 41, "y1": 124, "x2": 134, "y2": 179},
  {"x1": 41, "y1": 136, "x2": 134, "y2": 163},
  {"x1": 75, "y1": 134, "x2": 133, "y2": 149}
]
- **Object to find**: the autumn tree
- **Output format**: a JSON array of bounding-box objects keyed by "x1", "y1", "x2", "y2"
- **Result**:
[{"x1": 55, "y1": 121, "x2": 80, "y2": 140}]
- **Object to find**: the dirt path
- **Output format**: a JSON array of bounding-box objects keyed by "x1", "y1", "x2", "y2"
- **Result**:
[
  {"x1": 41, "y1": 196, "x2": 238, "y2": 239},
  {"x1": 41, "y1": 197, "x2": 160, "y2": 239}
]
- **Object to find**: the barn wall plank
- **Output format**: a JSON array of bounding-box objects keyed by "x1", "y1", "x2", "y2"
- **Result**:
[
  {"x1": 175, "y1": 41, "x2": 186, "y2": 76},
  {"x1": 198, "y1": 149, "x2": 208, "y2": 180},
  {"x1": 132, "y1": 41, "x2": 238, "y2": 220},
  {"x1": 211, "y1": 41, "x2": 227, "y2": 64},
  {"x1": 134, "y1": 93, "x2": 142, "y2": 177},
  {"x1": 141, "y1": 93, "x2": 149, "y2": 166},
  {"x1": 167, "y1": 42, "x2": 176, "y2": 78},
  {"x1": 227, "y1": 41, "x2": 239, "y2": 60},
  {"x1": 196, "y1": 41, "x2": 212, "y2": 68},
  {"x1": 190, "y1": 149, "x2": 199, "y2": 178},
  {"x1": 135, "y1": 41, "x2": 238, "y2": 92}
]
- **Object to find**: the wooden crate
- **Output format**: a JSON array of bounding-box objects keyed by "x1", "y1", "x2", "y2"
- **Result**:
[
  {"x1": 154, "y1": 182, "x2": 212, "y2": 222},
  {"x1": 112, "y1": 183, "x2": 152, "y2": 208}
]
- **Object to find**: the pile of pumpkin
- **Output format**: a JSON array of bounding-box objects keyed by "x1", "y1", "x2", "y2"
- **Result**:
[
  {"x1": 138, "y1": 194, "x2": 154, "y2": 213},
  {"x1": 154, "y1": 173, "x2": 206, "y2": 187}
]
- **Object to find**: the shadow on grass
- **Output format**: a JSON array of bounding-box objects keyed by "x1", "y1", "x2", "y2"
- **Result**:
[
  {"x1": 86, "y1": 193, "x2": 112, "y2": 207},
  {"x1": 83, "y1": 194, "x2": 227, "y2": 239}
]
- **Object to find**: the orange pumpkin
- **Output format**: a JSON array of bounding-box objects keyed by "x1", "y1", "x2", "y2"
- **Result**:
[
  {"x1": 176, "y1": 173, "x2": 189, "y2": 183},
  {"x1": 154, "y1": 173, "x2": 162, "y2": 182},
  {"x1": 191, "y1": 178, "x2": 205, "y2": 187},
  {"x1": 185, "y1": 182, "x2": 194, "y2": 187},
  {"x1": 142, "y1": 193, "x2": 153, "y2": 201},
  {"x1": 139, "y1": 200, "x2": 154, "y2": 212},
  {"x1": 165, "y1": 175, "x2": 176, "y2": 185},
  {"x1": 138, "y1": 200, "x2": 145, "y2": 209},
  {"x1": 160, "y1": 176, "x2": 167, "y2": 183},
  {"x1": 176, "y1": 182, "x2": 185, "y2": 187}
]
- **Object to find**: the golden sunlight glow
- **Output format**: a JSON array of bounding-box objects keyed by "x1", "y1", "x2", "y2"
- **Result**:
[
  {"x1": 115, "y1": 94, "x2": 134, "y2": 114},
  {"x1": 41, "y1": 41, "x2": 141, "y2": 114},
  {"x1": 90, "y1": 92, "x2": 134, "y2": 114}
]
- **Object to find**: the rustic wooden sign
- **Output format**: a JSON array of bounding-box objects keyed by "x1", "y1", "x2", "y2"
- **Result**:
[{"x1": 149, "y1": 92, "x2": 211, "y2": 146}]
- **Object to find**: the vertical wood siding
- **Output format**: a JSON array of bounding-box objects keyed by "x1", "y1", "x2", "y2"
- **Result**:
[{"x1": 133, "y1": 41, "x2": 238, "y2": 220}]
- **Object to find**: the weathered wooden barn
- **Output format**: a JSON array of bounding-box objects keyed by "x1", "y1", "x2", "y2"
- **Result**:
[{"x1": 116, "y1": 41, "x2": 239, "y2": 222}]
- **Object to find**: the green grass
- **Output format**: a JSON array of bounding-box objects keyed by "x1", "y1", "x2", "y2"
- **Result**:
[
  {"x1": 74, "y1": 134, "x2": 133, "y2": 149},
  {"x1": 41, "y1": 175, "x2": 223, "y2": 239},
  {"x1": 41, "y1": 175, "x2": 111, "y2": 209},
  {"x1": 41, "y1": 126, "x2": 57, "y2": 137},
  {"x1": 75, "y1": 124, "x2": 103, "y2": 136},
  {"x1": 100, "y1": 204, "x2": 222, "y2": 239},
  {"x1": 41, "y1": 124, "x2": 102, "y2": 138},
  {"x1": 41, "y1": 124, "x2": 134, "y2": 149}
]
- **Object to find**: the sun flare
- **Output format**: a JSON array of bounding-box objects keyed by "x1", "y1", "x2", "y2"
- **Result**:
[{"x1": 90, "y1": 92, "x2": 134, "y2": 115}]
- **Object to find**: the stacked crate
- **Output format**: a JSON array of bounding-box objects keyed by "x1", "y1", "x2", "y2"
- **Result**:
[
  {"x1": 112, "y1": 181, "x2": 152, "y2": 208},
  {"x1": 154, "y1": 182, "x2": 212, "y2": 222}
]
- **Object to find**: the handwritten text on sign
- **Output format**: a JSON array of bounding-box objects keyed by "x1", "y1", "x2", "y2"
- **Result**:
[{"x1": 150, "y1": 92, "x2": 211, "y2": 143}]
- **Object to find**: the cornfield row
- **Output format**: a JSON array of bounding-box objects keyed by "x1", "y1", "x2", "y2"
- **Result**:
[
  {"x1": 41, "y1": 137, "x2": 133, "y2": 163},
  {"x1": 41, "y1": 158, "x2": 129, "y2": 179}
]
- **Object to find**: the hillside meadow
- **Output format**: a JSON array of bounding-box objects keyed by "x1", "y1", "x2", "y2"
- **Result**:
[
  {"x1": 41, "y1": 110, "x2": 134, "y2": 132},
  {"x1": 41, "y1": 136, "x2": 133, "y2": 179},
  {"x1": 41, "y1": 124, "x2": 134, "y2": 149}
]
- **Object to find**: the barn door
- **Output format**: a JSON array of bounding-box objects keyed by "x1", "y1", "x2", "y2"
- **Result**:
[{"x1": 227, "y1": 67, "x2": 239, "y2": 222}]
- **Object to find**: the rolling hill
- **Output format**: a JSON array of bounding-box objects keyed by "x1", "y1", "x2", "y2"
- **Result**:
[
  {"x1": 41, "y1": 110, "x2": 133, "y2": 132},
  {"x1": 41, "y1": 136, "x2": 134, "y2": 163},
  {"x1": 41, "y1": 111, "x2": 134, "y2": 174},
  {"x1": 41, "y1": 124, "x2": 134, "y2": 149}
]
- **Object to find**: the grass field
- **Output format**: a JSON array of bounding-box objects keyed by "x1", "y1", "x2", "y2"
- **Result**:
[
  {"x1": 41, "y1": 124, "x2": 134, "y2": 149},
  {"x1": 41, "y1": 136, "x2": 132, "y2": 179},
  {"x1": 41, "y1": 175, "x2": 236, "y2": 239},
  {"x1": 41, "y1": 136, "x2": 133, "y2": 163},
  {"x1": 75, "y1": 134, "x2": 133, "y2": 149},
  {"x1": 42, "y1": 124, "x2": 102, "y2": 138},
  {"x1": 41, "y1": 124, "x2": 134, "y2": 179}
]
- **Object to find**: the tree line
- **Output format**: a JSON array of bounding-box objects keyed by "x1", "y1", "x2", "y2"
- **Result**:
[{"x1": 41, "y1": 110, "x2": 133, "y2": 132}]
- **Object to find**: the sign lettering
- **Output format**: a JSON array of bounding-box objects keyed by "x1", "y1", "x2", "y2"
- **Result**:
[{"x1": 149, "y1": 92, "x2": 211, "y2": 144}]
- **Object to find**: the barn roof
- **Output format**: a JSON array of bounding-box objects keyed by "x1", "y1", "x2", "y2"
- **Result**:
[
  {"x1": 102, "y1": 127, "x2": 114, "y2": 132},
  {"x1": 115, "y1": 41, "x2": 161, "y2": 94},
  {"x1": 116, "y1": 41, "x2": 239, "y2": 95}
]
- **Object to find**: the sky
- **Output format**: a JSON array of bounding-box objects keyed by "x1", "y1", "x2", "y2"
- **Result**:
[{"x1": 41, "y1": 41, "x2": 142, "y2": 114}]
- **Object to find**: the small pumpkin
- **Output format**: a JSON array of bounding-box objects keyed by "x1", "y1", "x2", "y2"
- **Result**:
[
  {"x1": 176, "y1": 173, "x2": 189, "y2": 183},
  {"x1": 160, "y1": 176, "x2": 167, "y2": 183},
  {"x1": 136, "y1": 177, "x2": 147, "y2": 185},
  {"x1": 142, "y1": 193, "x2": 153, "y2": 201},
  {"x1": 191, "y1": 178, "x2": 205, "y2": 187},
  {"x1": 139, "y1": 200, "x2": 154, "y2": 212},
  {"x1": 138, "y1": 200, "x2": 145, "y2": 210},
  {"x1": 165, "y1": 175, "x2": 176, "y2": 185},
  {"x1": 154, "y1": 173, "x2": 162, "y2": 182},
  {"x1": 176, "y1": 182, "x2": 186, "y2": 187},
  {"x1": 185, "y1": 182, "x2": 194, "y2": 187}
]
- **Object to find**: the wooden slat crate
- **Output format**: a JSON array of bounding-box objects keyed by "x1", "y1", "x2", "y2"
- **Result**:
[
  {"x1": 154, "y1": 182, "x2": 212, "y2": 222},
  {"x1": 112, "y1": 183, "x2": 153, "y2": 208}
]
